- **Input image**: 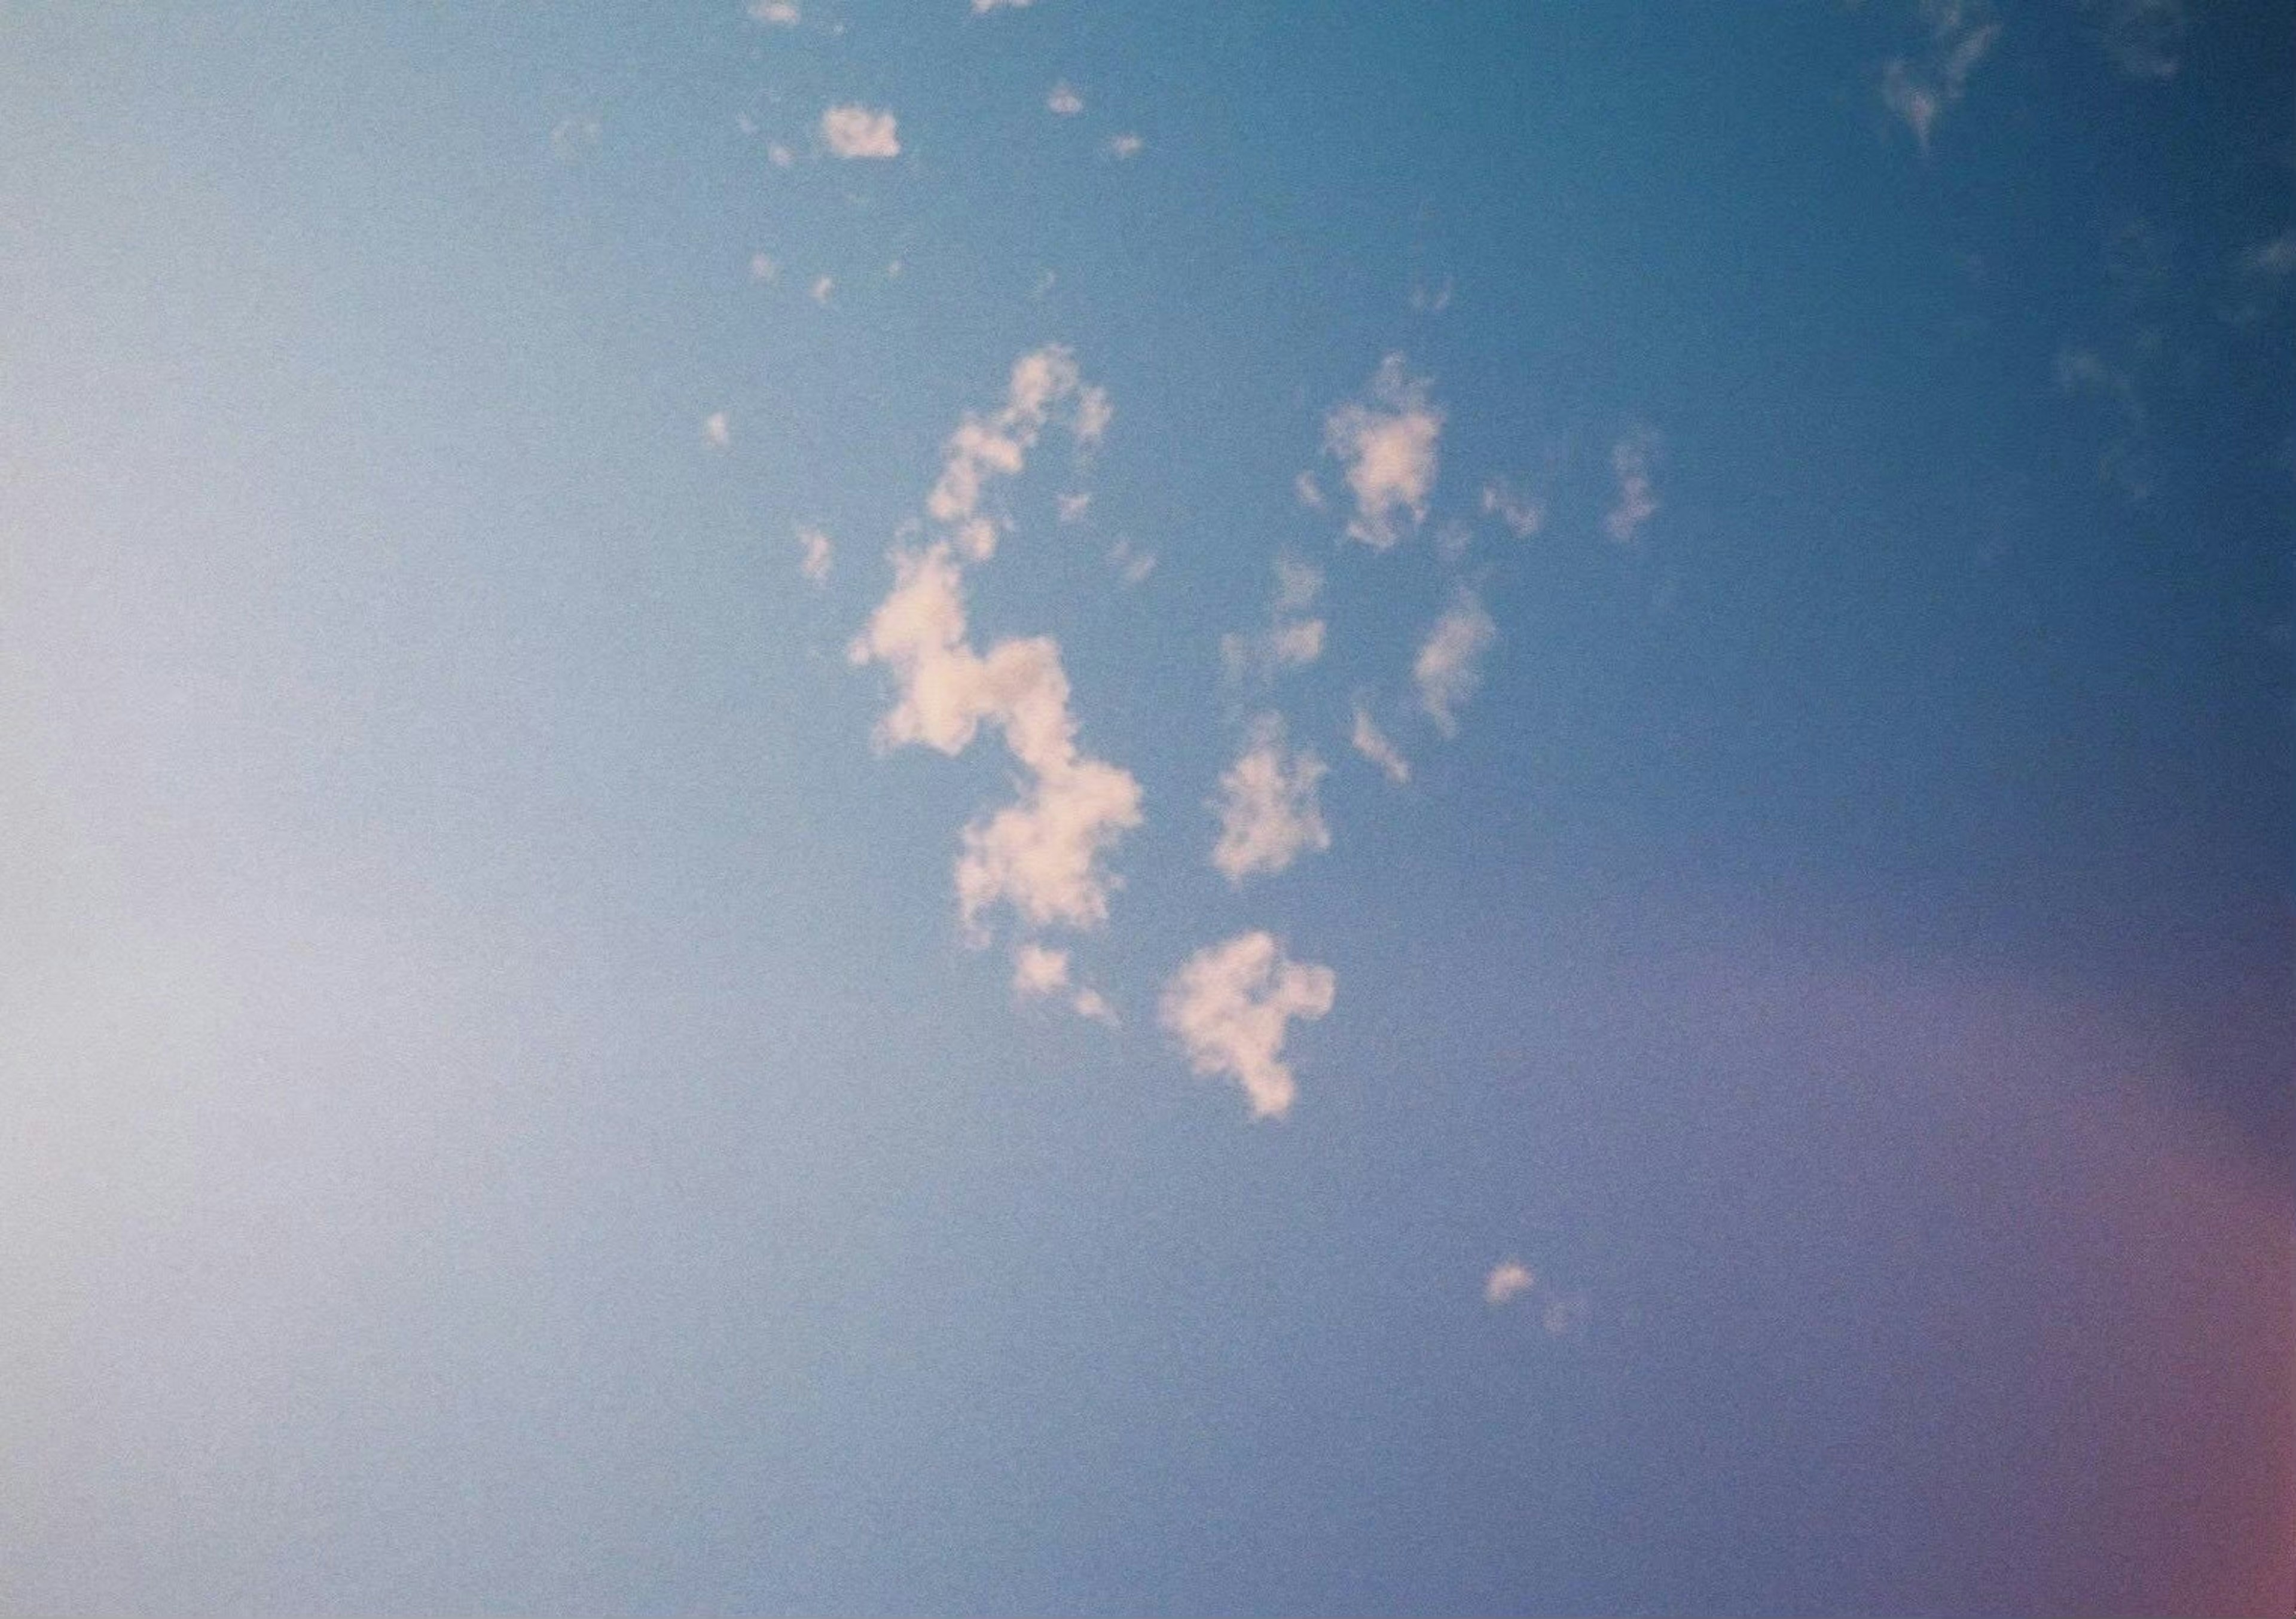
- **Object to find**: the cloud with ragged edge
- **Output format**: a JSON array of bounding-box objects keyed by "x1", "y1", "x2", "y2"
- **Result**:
[
  {"x1": 1880, "y1": 0, "x2": 2000, "y2": 151},
  {"x1": 1414, "y1": 588, "x2": 1496, "y2": 737},
  {"x1": 1481, "y1": 476, "x2": 1545, "y2": 539},
  {"x1": 1350, "y1": 701, "x2": 1411, "y2": 784},
  {"x1": 821, "y1": 103, "x2": 900, "y2": 159},
  {"x1": 796, "y1": 526, "x2": 832, "y2": 583},
  {"x1": 1483, "y1": 1260, "x2": 1535, "y2": 1306},
  {"x1": 1047, "y1": 83, "x2": 1083, "y2": 116},
  {"x1": 747, "y1": 0, "x2": 800, "y2": 24},
  {"x1": 1012, "y1": 942, "x2": 1118, "y2": 1025},
  {"x1": 1211, "y1": 714, "x2": 1330, "y2": 884},
  {"x1": 928, "y1": 345, "x2": 1111, "y2": 562},
  {"x1": 1160, "y1": 931, "x2": 1336, "y2": 1119},
  {"x1": 1323, "y1": 354, "x2": 1443, "y2": 549},
  {"x1": 1604, "y1": 428, "x2": 1660, "y2": 543},
  {"x1": 850, "y1": 348, "x2": 1141, "y2": 946},
  {"x1": 1222, "y1": 555, "x2": 1326, "y2": 679}
]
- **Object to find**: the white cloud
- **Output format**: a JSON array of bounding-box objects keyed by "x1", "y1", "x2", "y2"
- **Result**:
[
  {"x1": 1267, "y1": 618, "x2": 1325, "y2": 665},
  {"x1": 767, "y1": 142, "x2": 796, "y2": 169},
  {"x1": 1057, "y1": 492, "x2": 1092, "y2": 523},
  {"x1": 1481, "y1": 476, "x2": 1545, "y2": 539},
  {"x1": 927, "y1": 344, "x2": 1105, "y2": 561},
  {"x1": 1414, "y1": 589, "x2": 1495, "y2": 737},
  {"x1": 1409, "y1": 274, "x2": 1454, "y2": 314},
  {"x1": 851, "y1": 350, "x2": 1140, "y2": 945},
  {"x1": 1323, "y1": 354, "x2": 1443, "y2": 549},
  {"x1": 1211, "y1": 715, "x2": 1331, "y2": 884},
  {"x1": 1159, "y1": 931, "x2": 1335, "y2": 1120},
  {"x1": 1604, "y1": 429, "x2": 1659, "y2": 544},
  {"x1": 703, "y1": 411, "x2": 731, "y2": 447},
  {"x1": 1047, "y1": 82, "x2": 1084, "y2": 115},
  {"x1": 957, "y1": 744, "x2": 1144, "y2": 936},
  {"x1": 1293, "y1": 470, "x2": 1327, "y2": 510},
  {"x1": 1272, "y1": 555, "x2": 1323, "y2": 615},
  {"x1": 1012, "y1": 944, "x2": 1120, "y2": 1025},
  {"x1": 1349, "y1": 702, "x2": 1410, "y2": 784},
  {"x1": 747, "y1": 0, "x2": 800, "y2": 23},
  {"x1": 821, "y1": 103, "x2": 900, "y2": 160},
  {"x1": 1223, "y1": 557, "x2": 1326, "y2": 679},
  {"x1": 749, "y1": 252, "x2": 780, "y2": 282},
  {"x1": 797, "y1": 526, "x2": 833, "y2": 583},
  {"x1": 852, "y1": 543, "x2": 1143, "y2": 936},
  {"x1": 1880, "y1": 0, "x2": 1999, "y2": 149},
  {"x1": 973, "y1": 0, "x2": 1034, "y2": 10},
  {"x1": 1107, "y1": 538, "x2": 1156, "y2": 586},
  {"x1": 1484, "y1": 1260, "x2": 1536, "y2": 1306},
  {"x1": 810, "y1": 274, "x2": 835, "y2": 304},
  {"x1": 1104, "y1": 133, "x2": 1144, "y2": 160},
  {"x1": 1013, "y1": 941, "x2": 1072, "y2": 998}
]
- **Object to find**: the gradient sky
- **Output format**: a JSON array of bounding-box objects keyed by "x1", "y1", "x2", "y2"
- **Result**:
[{"x1": 4, "y1": 2, "x2": 2292, "y2": 1614}]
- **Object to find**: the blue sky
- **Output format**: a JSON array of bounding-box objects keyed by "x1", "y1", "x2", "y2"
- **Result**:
[{"x1": 3, "y1": 2, "x2": 2291, "y2": 1614}]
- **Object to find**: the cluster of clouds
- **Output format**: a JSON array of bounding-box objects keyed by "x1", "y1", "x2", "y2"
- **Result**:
[
  {"x1": 839, "y1": 329, "x2": 1684, "y2": 1119},
  {"x1": 850, "y1": 348, "x2": 1139, "y2": 952},
  {"x1": 850, "y1": 349, "x2": 1335, "y2": 1117},
  {"x1": 1483, "y1": 1259, "x2": 1592, "y2": 1337},
  {"x1": 1221, "y1": 555, "x2": 1326, "y2": 680},
  {"x1": 1880, "y1": 0, "x2": 2000, "y2": 149},
  {"x1": 1876, "y1": 0, "x2": 2190, "y2": 151}
]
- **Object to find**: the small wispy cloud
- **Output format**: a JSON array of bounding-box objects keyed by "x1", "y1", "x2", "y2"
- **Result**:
[
  {"x1": 810, "y1": 274, "x2": 835, "y2": 304},
  {"x1": 1604, "y1": 428, "x2": 1659, "y2": 544},
  {"x1": 1107, "y1": 538, "x2": 1156, "y2": 586},
  {"x1": 749, "y1": 252, "x2": 779, "y2": 282},
  {"x1": 1324, "y1": 354, "x2": 1443, "y2": 549},
  {"x1": 1222, "y1": 556, "x2": 1326, "y2": 679},
  {"x1": 821, "y1": 103, "x2": 900, "y2": 159},
  {"x1": 1211, "y1": 715, "x2": 1331, "y2": 884},
  {"x1": 926, "y1": 344, "x2": 1109, "y2": 561},
  {"x1": 1480, "y1": 476, "x2": 1545, "y2": 539},
  {"x1": 1047, "y1": 82, "x2": 1084, "y2": 116},
  {"x1": 1483, "y1": 1260, "x2": 1536, "y2": 1306},
  {"x1": 1880, "y1": 0, "x2": 2000, "y2": 151},
  {"x1": 797, "y1": 526, "x2": 833, "y2": 583},
  {"x1": 1414, "y1": 589, "x2": 1495, "y2": 737},
  {"x1": 549, "y1": 114, "x2": 601, "y2": 161},
  {"x1": 1012, "y1": 943, "x2": 1120, "y2": 1025},
  {"x1": 2240, "y1": 230, "x2": 2296, "y2": 280},
  {"x1": 703, "y1": 411, "x2": 731, "y2": 448},
  {"x1": 1104, "y1": 133, "x2": 1144, "y2": 160},
  {"x1": 1160, "y1": 931, "x2": 1336, "y2": 1120},
  {"x1": 1349, "y1": 702, "x2": 1410, "y2": 784},
  {"x1": 2078, "y1": 0, "x2": 2185, "y2": 79},
  {"x1": 747, "y1": 0, "x2": 800, "y2": 24},
  {"x1": 1293, "y1": 470, "x2": 1327, "y2": 511},
  {"x1": 1409, "y1": 274, "x2": 1454, "y2": 314},
  {"x1": 973, "y1": 0, "x2": 1034, "y2": 11},
  {"x1": 767, "y1": 142, "x2": 796, "y2": 169}
]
